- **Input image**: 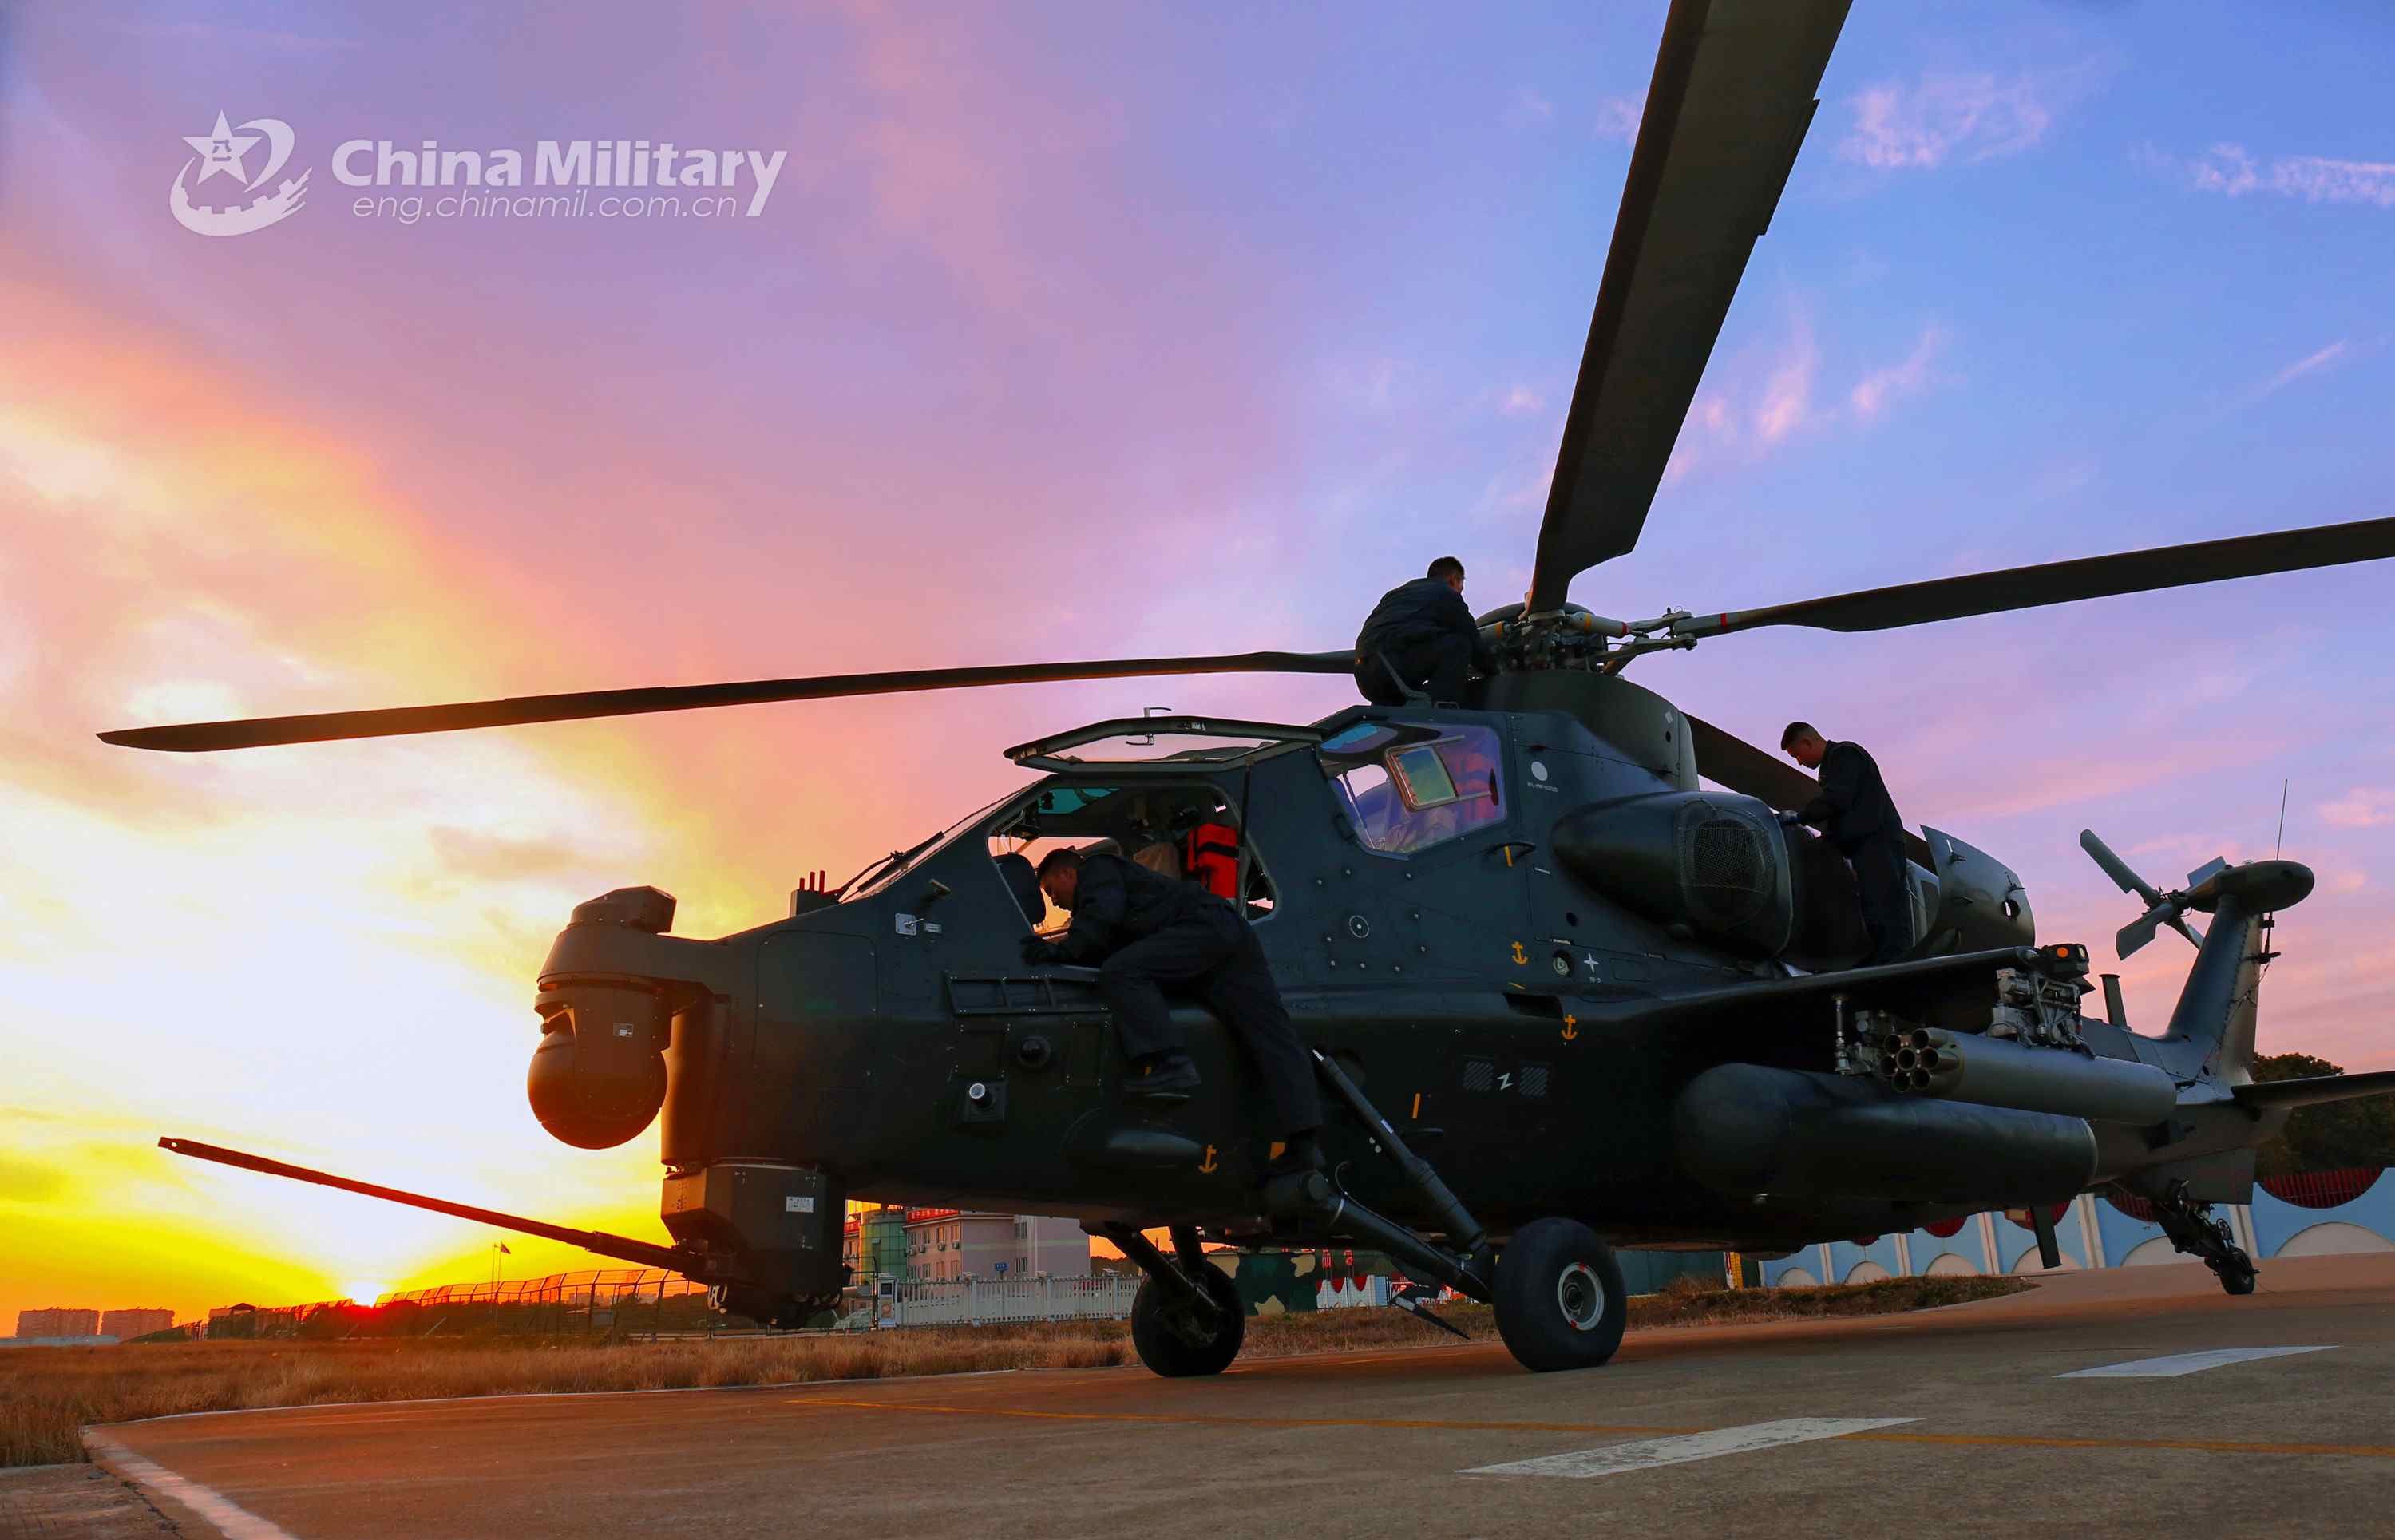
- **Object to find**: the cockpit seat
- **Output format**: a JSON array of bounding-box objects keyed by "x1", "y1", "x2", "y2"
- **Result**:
[
  {"x1": 1130, "y1": 840, "x2": 1183, "y2": 878},
  {"x1": 994, "y1": 852, "x2": 1046, "y2": 928}
]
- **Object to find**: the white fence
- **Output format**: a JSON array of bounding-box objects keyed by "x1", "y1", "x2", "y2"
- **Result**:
[{"x1": 873, "y1": 1274, "x2": 1143, "y2": 1328}]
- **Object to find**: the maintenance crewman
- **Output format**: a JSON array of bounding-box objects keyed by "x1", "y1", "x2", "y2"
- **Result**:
[
  {"x1": 1024, "y1": 845, "x2": 1324, "y2": 1176},
  {"x1": 1353, "y1": 556, "x2": 1492, "y2": 707},
  {"x1": 1780, "y1": 722, "x2": 1912, "y2": 967}
]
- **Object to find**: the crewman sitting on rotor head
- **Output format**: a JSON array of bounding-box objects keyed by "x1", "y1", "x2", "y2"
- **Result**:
[
  {"x1": 1353, "y1": 556, "x2": 1494, "y2": 707},
  {"x1": 1781, "y1": 722, "x2": 1913, "y2": 968},
  {"x1": 1023, "y1": 845, "x2": 1325, "y2": 1177}
]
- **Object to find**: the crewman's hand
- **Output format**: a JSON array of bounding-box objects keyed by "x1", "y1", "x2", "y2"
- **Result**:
[
  {"x1": 1019, "y1": 935, "x2": 1062, "y2": 966},
  {"x1": 1774, "y1": 809, "x2": 1804, "y2": 827}
]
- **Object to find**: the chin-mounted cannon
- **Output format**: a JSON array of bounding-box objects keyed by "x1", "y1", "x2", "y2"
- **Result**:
[
  {"x1": 528, "y1": 886, "x2": 683, "y2": 1150},
  {"x1": 521, "y1": 883, "x2": 854, "y2": 1324}
]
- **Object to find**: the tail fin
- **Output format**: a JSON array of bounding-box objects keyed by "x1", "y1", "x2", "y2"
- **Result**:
[{"x1": 2158, "y1": 861, "x2": 2314, "y2": 1084}]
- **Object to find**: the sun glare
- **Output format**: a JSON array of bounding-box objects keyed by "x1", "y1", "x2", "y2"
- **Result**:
[{"x1": 344, "y1": 1280, "x2": 386, "y2": 1304}]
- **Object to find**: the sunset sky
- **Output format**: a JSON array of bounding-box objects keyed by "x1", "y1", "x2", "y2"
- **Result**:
[{"x1": 4, "y1": 2, "x2": 2392, "y2": 1330}]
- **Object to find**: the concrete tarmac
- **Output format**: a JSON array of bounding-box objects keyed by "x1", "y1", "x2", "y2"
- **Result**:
[{"x1": 88, "y1": 1255, "x2": 2395, "y2": 1538}]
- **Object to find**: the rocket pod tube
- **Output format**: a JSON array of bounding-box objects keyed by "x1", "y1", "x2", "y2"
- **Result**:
[{"x1": 1897, "y1": 1027, "x2": 2178, "y2": 1126}]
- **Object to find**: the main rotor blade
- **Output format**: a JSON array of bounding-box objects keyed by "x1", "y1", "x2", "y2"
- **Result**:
[
  {"x1": 100, "y1": 651, "x2": 1355, "y2": 753},
  {"x1": 1527, "y1": 0, "x2": 1851, "y2": 612},
  {"x1": 1686, "y1": 711, "x2": 1931, "y2": 869},
  {"x1": 1673, "y1": 517, "x2": 2395, "y2": 639}
]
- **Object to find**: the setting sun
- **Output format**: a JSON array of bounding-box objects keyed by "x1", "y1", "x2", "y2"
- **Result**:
[{"x1": 342, "y1": 1281, "x2": 386, "y2": 1306}]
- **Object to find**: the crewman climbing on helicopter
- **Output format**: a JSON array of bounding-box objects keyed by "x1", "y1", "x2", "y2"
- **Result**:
[
  {"x1": 1353, "y1": 556, "x2": 1493, "y2": 706},
  {"x1": 1780, "y1": 722, "x2": 1913, "y2": 967},
  {"x1": 1024, "y1": 845, "x2": 1326, "y2": 1176}
]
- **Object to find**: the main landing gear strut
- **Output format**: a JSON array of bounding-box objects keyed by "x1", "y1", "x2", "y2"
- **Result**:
[
  {"x1": 1108, "y1": 1050, "x2": 1631, "y2": 1377},
  {"x1": 2148, "y1": 1178, "x2": 2258, "y2": 1296}
]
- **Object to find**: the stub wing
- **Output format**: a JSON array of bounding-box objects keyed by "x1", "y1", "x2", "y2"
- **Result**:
[{"x1": 2231, "y1": 1069, "x2": 2395, "y2": 1110}]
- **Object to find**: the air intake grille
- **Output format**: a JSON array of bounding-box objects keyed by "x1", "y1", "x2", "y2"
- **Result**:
[{"x1": 1679, "y1": 804, "x2": 1772, "y2": 929}]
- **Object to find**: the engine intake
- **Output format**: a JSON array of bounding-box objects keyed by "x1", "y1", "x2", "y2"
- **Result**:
[{"x1": 1554, "y1": 791, "x2": 1793, "y2": 955}]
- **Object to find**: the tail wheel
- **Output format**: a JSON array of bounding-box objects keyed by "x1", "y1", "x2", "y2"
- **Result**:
[
  {"x1": 1493, "y1": 1217, "x2": 1628, "y2": 1372},
  {"x1": 1130, "y1": 1262, "x2": 1245, "y2": 1377}
]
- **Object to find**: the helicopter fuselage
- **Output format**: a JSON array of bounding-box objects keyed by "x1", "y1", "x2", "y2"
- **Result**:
[{"x1": 525, "y1": 670, "x2": 2291, "y2": 1313}]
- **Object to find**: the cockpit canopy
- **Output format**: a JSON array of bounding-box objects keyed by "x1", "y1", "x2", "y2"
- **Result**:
[{"x1": 1319, "y1": 719, "x2": 1506, "y2": 857}]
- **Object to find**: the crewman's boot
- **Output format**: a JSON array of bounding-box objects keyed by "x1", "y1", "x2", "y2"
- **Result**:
[
  {"x1": 1124, "y1": 1051, "x2": 1201, "y2": 1104},
  {"x1": 1261, "y1": 1130, "x2": 1328, "y2": 1216}
]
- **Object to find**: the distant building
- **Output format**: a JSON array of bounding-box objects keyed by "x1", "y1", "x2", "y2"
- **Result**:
[
  {"x1": 842, "y1": 1208, "x2": 1090, "y2": 1282},
  {"x1": 904, "y1": 1209, "x2": 1089, "y2": 1282},
  {"x1": 101, "y1": 1308, "x2": 176, "y2": 1339},
  {"x1": 15, "y1": 1307, "x2": 99, "y2": 1338},
  {"x1": 205, "y1": 1302, "x2": 260, "y2": 1339},
  {"x1": 842, "y1": 1206, "x2": 910, "y2": 1283}
]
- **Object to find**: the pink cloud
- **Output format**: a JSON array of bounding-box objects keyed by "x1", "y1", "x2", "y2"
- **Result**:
[
  {"x1": 2184, "y1": 144, "x2": 2395, "y2": 208},
  {"x1": 1661, "y1": 304, "x2": 1956, "y2": 485},
  {"x1": 1752, "y1": 313, "x2": 1819, "y2": 444},
  {"x1": 1850, "y1": 324, "x2": 1947, "y2": 418},
  {"x1": 2251, "y1": 340, "x2": 2353, "y2": 402},
  {"x1": 1505, "y1": 87, "x2": 1555, "y2": 129},
  {"x1": 1661, "y1": 307, "x2": 1950, "y2": 485},
  {"x1": 1840, "y1": 73, "x2": 2055, "y2": 171},
  {"x1": 1593, "y1": 93, "x2": 1645, "y2": 144},
  {"x1": 2321, "y1": 787, "x2": 2395, "y2": 829}
]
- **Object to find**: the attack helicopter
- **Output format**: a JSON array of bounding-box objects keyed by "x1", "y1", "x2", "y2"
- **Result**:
[{"x1": 124, "y1": 0, "x2": 2395, "y2": 1377}]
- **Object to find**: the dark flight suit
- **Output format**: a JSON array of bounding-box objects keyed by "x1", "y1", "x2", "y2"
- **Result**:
[
  {"x1": 1353, "y1": 577, "x2": 1489, "y2": 706},
  {"x1": 1048, "y1": 853, "x2": 1324, "y2": 1134},
  {"x1": 1800, "y1": 741, "x2": 1913, "y2": 967}
]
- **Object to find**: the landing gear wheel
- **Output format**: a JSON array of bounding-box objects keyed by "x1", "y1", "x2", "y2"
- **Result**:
[
  {"x1": 1492, "y1": 1217, "x2": 1627, "y2": 1372},
  {"x1": 2150, "y1": 1181, "x2": 2261, "y2": 1298},
  {"x1": 1130, "y1": 1261, "x2": 1245, "y2": 1377}
]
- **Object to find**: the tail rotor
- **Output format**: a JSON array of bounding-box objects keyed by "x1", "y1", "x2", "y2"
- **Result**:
[{"x1": 2080, "y1": 830, "x2": 2217, "y2": 959}]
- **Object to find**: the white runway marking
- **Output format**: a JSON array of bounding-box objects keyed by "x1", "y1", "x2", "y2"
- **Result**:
[
  {"x1": 1461, "y1": 1417, "x2": 1919, "y2": 1479},
  {"x1": 85, "y1": 1431, "x2": 302, "y2": 1540},
  {"x1": 2058, "y1": 1346, "x2": 2335, "y2": 1379}
]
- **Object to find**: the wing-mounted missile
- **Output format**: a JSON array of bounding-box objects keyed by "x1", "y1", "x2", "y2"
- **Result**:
[{"x1": 2080, "y1": 830, "x2": 2211, "y2": 959}]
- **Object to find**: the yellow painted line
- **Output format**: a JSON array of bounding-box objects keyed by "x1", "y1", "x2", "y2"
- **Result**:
[
  {"x1": 787, "y1": 1398, "x2": 1694, "y2": 1438},
  {"x1": 785, "y1": 1399, "x2": 2395, "y2": 1460}
]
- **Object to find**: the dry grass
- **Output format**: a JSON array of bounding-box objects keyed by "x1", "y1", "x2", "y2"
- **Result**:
[
  {"x1": 1, "y1": 1326, "x2": 1129, "y2": 1468},
  {"x1": 6, "y1": 1274, "x2": 2027, "y2": 1468},
  {"x1": 1630, "y1": 1271, "x2": 2028, "y2": 1326}
]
